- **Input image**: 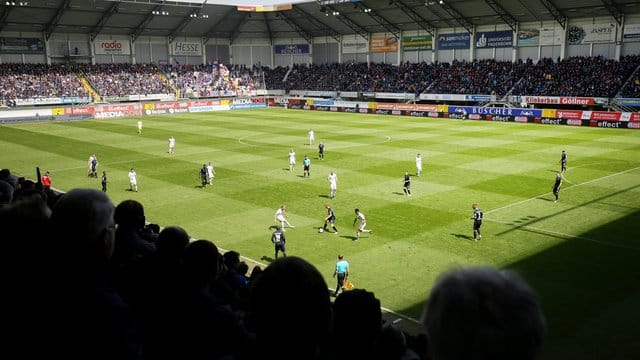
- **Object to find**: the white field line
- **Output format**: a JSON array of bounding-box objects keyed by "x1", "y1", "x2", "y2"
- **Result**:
[
  {"x1": 486, "y1": 166, "x2": 640, "y2": 215},
  {"x1": 218, "y1": 245, "x2": 423, "y2": 326},
  {"x1": 486, "y1": 218, "x2": 640, "y2": 252}
]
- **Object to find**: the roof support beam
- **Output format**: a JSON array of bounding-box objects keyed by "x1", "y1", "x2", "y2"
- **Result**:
[
  {"x1": 393, "y1": 0, "x2": 436, "y2": 36},
  {"x1": 437, "y1": 1, "x2": 474, "y2": 34},
  {"x1": 169, "y1": 7, "x2": 202, "y2": 43},
  {"x1": 131, "y1": 5, "x2": 162, "y2": 43},
  {"x1": 537, "y1": 0, "x2": 566, "y2": 29},
  {"x1": 202, "y1": 8, "x2": 235, "y2": 44},
  {"x1": 230, "y1": 12, "x2": 250, "y2": 45},
  {"x1": 484, "y1": 0, "x2": 518, "y2": 31},
  {"x1": 321, "y1": 3, "x2": 369, "y2": 41},
  {"x1": 278, "y1": 11, "x2": 312, "y2": 43},
  {"x1": 355, "y1": 1, "x2": 400, "y2": 38},
  {"x1": 263, "y1": 12, "x2": 273, "y2": 42},
  {"x1": 0, "y1": 6, "x2": 12, "y2": 33},
  {"x1": 44, "y1": 0, "x2": 70, "y2": 40},
  {"x1": 90, "y1": 2, "x2": 119, "y2": 42},
  {"x1": 293, "y1": 6, "x2": 341, "y2": 42},
  {"x1": 600, "y1": 0, "x2": 623, "y2": 25}
]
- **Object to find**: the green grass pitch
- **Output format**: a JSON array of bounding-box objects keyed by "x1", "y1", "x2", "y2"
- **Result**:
[{"x1": 2, "y1": 108, "x2": 639, "y2": 359}]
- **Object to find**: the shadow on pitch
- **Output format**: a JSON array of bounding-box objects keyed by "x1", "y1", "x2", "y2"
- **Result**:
[
  {"x1": 451, "y1": 233, "x2": 474, "y2": 241},
  {"x1": 318, "y1": 194, "x2": 331, "y2": 198},
  {"x1": 267, "y1": 225, "x2": 279, "y2": 231},
  {"x1": 393, "y1": 191, "x2": 405, "y2": 196},
  {"x1": 260, "y1": 256, "x2": 275, "y2": 263}
]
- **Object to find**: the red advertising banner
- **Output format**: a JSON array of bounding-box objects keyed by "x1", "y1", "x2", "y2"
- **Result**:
[
  {"x1": 64, "y1": 106, "x2": 94, "y2": 115},
  {"x1": 589, "y1": 111, "x2": 621, "y2": 121},
  {"x1": 523, "y1": 96, "x2": 597, "y2": 105},
  {"x1": 377, "y1": 103, "x2": 437, "y2": 111},
  {"x1": 94, "y1": 104, "x2": 142, "y2": 119},
  {"x1": 556, "y1": 110, "x2": 583, "y2": 119}
]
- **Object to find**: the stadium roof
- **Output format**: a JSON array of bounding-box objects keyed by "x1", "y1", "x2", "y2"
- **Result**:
[{"x1": 1, "y1": 0, "x2": 639, "y2": 42}]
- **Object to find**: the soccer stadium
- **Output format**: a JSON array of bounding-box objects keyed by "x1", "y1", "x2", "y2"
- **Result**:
[{"x1": 1, "y1": 0, "x2": 639, "y2": 359}]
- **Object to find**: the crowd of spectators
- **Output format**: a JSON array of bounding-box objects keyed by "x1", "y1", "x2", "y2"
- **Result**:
[
  {"x1": 0, "y1": 63, "x2": 89, "y2": 101},
  {"x1": 510, "y1": 55, "x2": 640, "y2": 98},
  {"x1": 1, "y1": 56, "x2": 639, "y2": 104},
  {"x1": 162, "y1": 63, "x2": 261, "y2": 98},
  {"x1": 82, "y1": 63, "x2": 174, "y2": 97},
  {"x1": 619, "y1": 72, "x2": 640, "y2": 98},
  {"x1": 263, "y1": 56, "x2": 640, "y2": 98},
  {"x1": 1, "y1": 164, "x2": 547, "y2": 360}
]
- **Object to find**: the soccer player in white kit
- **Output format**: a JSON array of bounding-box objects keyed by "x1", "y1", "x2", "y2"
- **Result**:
[
  {"x1": 168, "y1": 136, "x2": 176, "y2": 154},
  {"x1": 137, "y1": 120, "x2": 143, "y2": 134},
  {"x1": 416, "y1": 153, "x2": 423, "y2": 177},
  {"x1": 274, "y1": 204, "x2": 294, "y2": 230},
  {"x1": 128, "y1": 168, "x2": 138, "y2": 192},
  {"x1": 353, "y1": 208, "x2": 372, "y2": 239},
  {"x1": 288, "y1": 149, "x2": 296, "y2": 172},
  {"x1": 308, "y1": 129, "x2": 315, "y2": 145},
  {"x1": 328, "y1": 171, "x2": 337, "y2": 199},
  {"x1": 206, "y1": 161, "x2": 215, "y2": 185}
]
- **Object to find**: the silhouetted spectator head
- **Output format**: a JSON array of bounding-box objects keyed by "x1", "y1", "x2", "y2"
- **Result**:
[
  {"x1": 0, "y1": 179, "x2": 13, "y2": 206},
  {"x1": 156, "y1": 225, "x2": 190, "y2": 260},
  {"x1": 184, "y1": 239, "x2": 219, "y2": 286},
  {"x1": 332, "y1": 289, "x2": 382, "y2": 359},
  {"x1": 50, "y1": 188, "x2": 115, "y2": 268},
  {"x1": 114, "y1": 199, "x2": 145, "y2": 229},
  {"x1": 422, "y1": 266, "x2": 546, "y2": 360},
  {"x1": 250, "y1": 256, "x2": 332, "y2": 359}
]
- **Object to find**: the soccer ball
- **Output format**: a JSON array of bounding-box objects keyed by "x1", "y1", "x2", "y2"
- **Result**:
[{"x1": 318, "y1": 228, "x2": 324, "y2": 233}]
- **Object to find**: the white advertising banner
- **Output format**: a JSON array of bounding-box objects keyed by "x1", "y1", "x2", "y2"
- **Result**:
[
  {"x1": 342, "y1": 39, "x2": 368, "y2": 54},
  {"x1": 539, "y1": 27, "x2": 564, "y2": 45},
  {"x1": 623, "y1": 23, "x2": 640, "y2": 42},
  {"x1": 567, "y1": 23, "x2": 616, "y2": 44},
  {"x1": 95, "y1": 39, "x2": 131, "y2": 55},
  {"x1": 172, "y1": 41, "x2": 202, "y2": 56}
]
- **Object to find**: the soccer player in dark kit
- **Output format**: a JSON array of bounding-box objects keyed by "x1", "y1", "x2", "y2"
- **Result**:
[
  {"x1": 553, "y1": 172, "x2": 563, "y2": 202},
  {"x1": 471, "y1": 203, "x2": 483, "y2": 242}
]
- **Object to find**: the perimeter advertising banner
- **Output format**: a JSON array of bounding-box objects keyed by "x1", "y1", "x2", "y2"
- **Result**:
[
  {"x1": 402, "y1": 35, "x2": 433, "y2": 51},
  {"x1": 437, "y1": 32, "x2": 470, "y2": 50},
  {"x1": 0, "y1": 37, "x2": 44, "y2": 54},
  {"x1": 370, "y1": 36, "x2": 398, "y2": 53},
  {"x1": 567, "y1": 23, "x2": 616, "y2": 44},
  {"x1": 475, "y1": 30, "x2": 513, "y2": 48},
  {"x1": 95, "y1": 39, "x2": 131, "y2": 55}
]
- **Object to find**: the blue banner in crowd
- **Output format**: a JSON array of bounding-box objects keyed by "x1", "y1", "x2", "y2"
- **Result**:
[
  {"x1": 475, "y1": 30, "x2": 514, "y2": 48},
  {"x1": 449, "y1": 106, "x2": 542, "y2": 117},
  {"x1": 275, "y1": 44, "x2": 310, "y2": 55},
  {"x1": 437, "y1": 33, "x2": 471, "y2": 50}
]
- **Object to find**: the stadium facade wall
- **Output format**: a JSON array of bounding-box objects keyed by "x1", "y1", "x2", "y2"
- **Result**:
[{"x1": 2, "y1": 14, "x2": 639, "y2": 67}]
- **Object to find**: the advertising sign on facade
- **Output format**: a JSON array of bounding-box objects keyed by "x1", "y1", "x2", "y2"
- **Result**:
[
  {"x1": 172, "y1": 41, "x2": 202, "y2": 56},
  {"x1": 475, "y1": 30, "x2": 513, "y2": 48},
  {"x1": 95, "y1": 39, "x2": 131, "y2": 55},
  {"x1": 275, "y1": 44, "x2": 310, "y2": 54},
  {"x1": 437, "y1": 32, "x2": 471, "y2": 50},
  {"x1": 567, "y1": 23, "x2": 616, "y2": 44},
  {"x1": 402, "y1": 35, "x2": 433, "y2": 51}
]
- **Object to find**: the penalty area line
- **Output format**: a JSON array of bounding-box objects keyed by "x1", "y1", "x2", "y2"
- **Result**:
[
  {"x1": 486, "y1": 165, "x2": 640, "y2": 215},
  {"x1": 486, "y1": 218, "x2": 640, "y2": 252}
]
